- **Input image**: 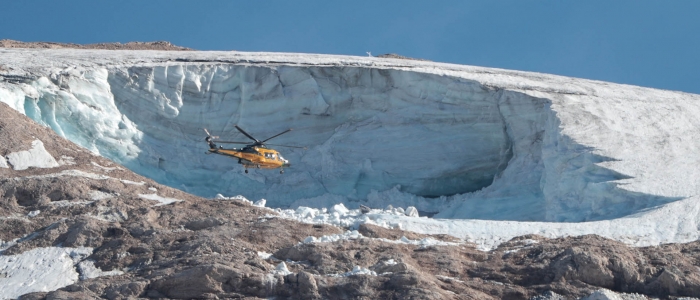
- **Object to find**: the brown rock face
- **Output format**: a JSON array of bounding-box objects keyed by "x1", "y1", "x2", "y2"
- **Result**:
[{"x1": 2, "y1": 101, "x2": 700, "y2": 299}]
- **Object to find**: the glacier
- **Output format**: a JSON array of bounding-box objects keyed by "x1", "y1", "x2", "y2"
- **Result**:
[{"x1": 1, "y1": 49, "x2": 699, "y2": 225}]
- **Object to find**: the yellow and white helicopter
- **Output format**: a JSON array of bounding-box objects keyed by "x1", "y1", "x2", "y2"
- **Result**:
[{"x1": 204, "y1": 125, "x2": 305, "y2": 174}]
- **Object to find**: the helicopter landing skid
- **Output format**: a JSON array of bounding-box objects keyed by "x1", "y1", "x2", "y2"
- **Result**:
[
  {"x1": 242, "y1": 165, "x2": 284, "y2": 174},
  {"x1": 243, "y1": 164, "x2": 261, "y2": 174}
]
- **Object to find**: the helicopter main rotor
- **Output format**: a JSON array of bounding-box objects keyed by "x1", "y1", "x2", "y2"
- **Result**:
[
  {"x1": 234, "y1": 125, "x2": 261, "y2": 144},
  {"x1": 205, "y1": 125, "x2": 306, "y2": 149}
]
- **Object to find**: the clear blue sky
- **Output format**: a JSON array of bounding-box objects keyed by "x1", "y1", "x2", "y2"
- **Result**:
[{"x1": 2, "y1": 1, "x2": 699, "y2": 94}]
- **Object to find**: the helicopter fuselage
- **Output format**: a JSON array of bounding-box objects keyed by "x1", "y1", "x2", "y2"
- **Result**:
[{"x1": 209, "y1": 146, "x2": 289, "y2": 170}]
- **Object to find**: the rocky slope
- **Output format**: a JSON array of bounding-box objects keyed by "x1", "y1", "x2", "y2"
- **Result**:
[{"x1": 2, "y1": 101, "x2": 700, "y2": 299}]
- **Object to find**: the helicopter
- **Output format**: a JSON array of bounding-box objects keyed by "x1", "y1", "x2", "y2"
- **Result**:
[{"x1": 204, "y1": 125, "x2": 305, "y2": 174}]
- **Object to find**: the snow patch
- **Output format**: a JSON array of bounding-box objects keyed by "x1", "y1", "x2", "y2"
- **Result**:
[
  {"x1": 50, "y1": 200, "x2": 94, "y2": 207},
  {"x1": 138, "y1": 193, "x2": 182, "y2": 206},
  {"x1": 76, "y1": 259, "x2": 124, "y2": 280},
  {"x1": 57, "y1": 155, "x2": 75, "y2": 166},
  {"x1": 273, "y1": 262, "x2": 292, "y2": 276},
  {"x1": 436, "y1": 275, "x2": 464, "y2": 283},
  {"x1": 6, "y1": 139, "x2": 59, "y2": 170},
  {"x1": 0, "y1": 156, "x2": 8, "y2": 168},
  {"x1": 215, "y1": 194, "x2": 268, "y2": 208},
  {"x1": 257, "y1": 251, "x2": 273, "y2": 260},
  {"x1": 331, "y1": 266, "x2": 377, "y2": 277},
  {"x1": 17, "y1": 169, "x2": 111, "y2": 180},
  {"x1": 303, "y1": 230, "x2": 363, "y2": 244},
  {"x1": 389, "y1": 236, "x2": 461, "y2": 247},
  {"x1": 89, "y1": 190, "x2": 113, "y2": 201},
  {"x1": 90, "y1": 206, "x2": 128, "y2": 222},
  {"x1": 0, "y1": 247, "x2": 92, "y2": 300},
  {"x1": 91, "y1": 161, "x2": 121, "y2": 171},
  {"x1": 120, "y1": 179, "x2": 145, "y2": 185}
]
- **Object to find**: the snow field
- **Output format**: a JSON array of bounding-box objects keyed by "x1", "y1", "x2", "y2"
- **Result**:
[{"x1": 0, "y1": 247, "x2": 118, "y2": 300}]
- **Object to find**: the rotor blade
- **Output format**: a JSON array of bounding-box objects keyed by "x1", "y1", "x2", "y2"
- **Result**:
[
  {"x1": 264, "y1": 143, "x2": 307, "y2": 149},
  {"x1": 234, "y1": 125, "x2": 260, "y2": 143},
  {"x1": 262, "y1": 128, "x2": 293, "y2": 143},
  {"x1": 214, "y1": 141, "x2": 251, "y2": 144},
  {"x1": 203, "y1": 128, "x2": 218, "y2": 139}
]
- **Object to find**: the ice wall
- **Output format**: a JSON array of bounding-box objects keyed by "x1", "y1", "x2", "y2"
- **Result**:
[
  {"x1": 0, "y1": 60, "x2": 689, "y2": 222},
  {"x1": 107, "y1": 65, "x2": 520, "y2": 208}
]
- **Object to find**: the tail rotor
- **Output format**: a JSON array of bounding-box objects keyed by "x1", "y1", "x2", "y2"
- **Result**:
[{"x1": 204, "y1": 128, "x2": 219, "y2": 149}]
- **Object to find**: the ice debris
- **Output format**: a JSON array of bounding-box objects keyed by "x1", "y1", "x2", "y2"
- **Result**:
[
  {"x1": 302, "y1": 230, "x2": 461, "y2": 247},
  {"x1": 303, "y1": 230, "x2": 363, "y2": 244},
  {"x1": 405, "y1": 206, "x2": 419, "y2": 217},
  {"x1": 257, "y1": 251, "x2": 273, "y2": 260},
  {"x1": 215, "y1": 194, "x2": 267, "y2": 208},
  {"x1": 580, "y1": 289, "x2": 649, "y2": 300}
]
